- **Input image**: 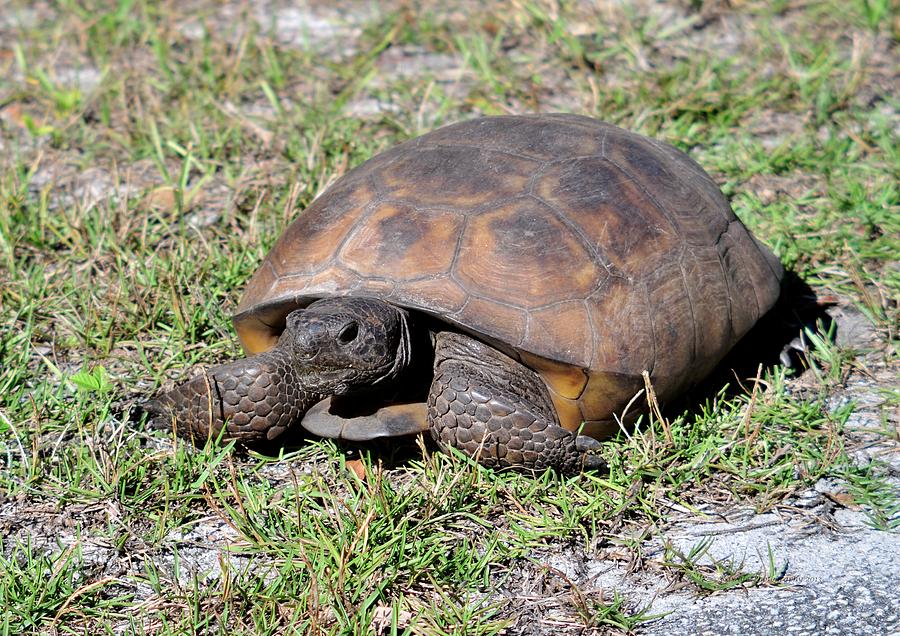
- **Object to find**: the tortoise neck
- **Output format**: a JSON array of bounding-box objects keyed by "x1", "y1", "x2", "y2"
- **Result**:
[{"x1": 369, "y1": 306, "x2": 413, "y2": 388}]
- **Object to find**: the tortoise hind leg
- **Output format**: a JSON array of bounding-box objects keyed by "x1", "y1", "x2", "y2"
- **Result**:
[{"x1": 427, "y1": 332, "x2": 602, "y2": 473}]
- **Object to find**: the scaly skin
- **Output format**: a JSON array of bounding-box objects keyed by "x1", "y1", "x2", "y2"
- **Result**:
[{"x1": 144, "y1": 346, "x2": 322, "y2": 442}]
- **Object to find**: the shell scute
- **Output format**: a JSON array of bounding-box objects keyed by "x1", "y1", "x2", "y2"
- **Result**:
[
  {"x1": 524, "y1": 301, "x2": 593, "y2": 369},
  {"x1": 376, "y1": 145, "x2": 538, "y2": 209},
  {"x1": 454, "y1": 198, "x2": 603, "y2": 309},
  {"x1": 269, "y1": 172, "x2": 377, "y2": 278},
  {"x1": 601, "y1": 128, "x2": 732, "y2": 246},
  {"x1": 339, "y1": 202, "x2": 464, "y2": 280},
  {"x1": 421, "y1": 113, "x2": 604, "y2": 160},
  {"x1": 535, "y1": 157, "x2": 678, "y2": 276}
]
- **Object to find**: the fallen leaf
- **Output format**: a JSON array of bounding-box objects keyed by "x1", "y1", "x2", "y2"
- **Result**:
[
  {"x1": 0, "y1": 103, "x2": 26, "y2": 127},
  {"x1": 823, "y1": 492, "x2": 861, "y2": 510},
  {"x1": 142, "y1": 186, "x2": 179, "y2": 213},
  {"x1": 346, "y1": 458, "x2": 367, "y2": 481}
]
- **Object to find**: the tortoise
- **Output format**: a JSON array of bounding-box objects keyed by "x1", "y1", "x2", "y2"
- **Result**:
[{"x1": 146, "y1": 113, "x2": 783, "y2": 473}]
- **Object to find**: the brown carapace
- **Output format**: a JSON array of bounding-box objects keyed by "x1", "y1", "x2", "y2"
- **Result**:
[{"x1": 147, "y1": 114, "x2": 783, "y2": 473}]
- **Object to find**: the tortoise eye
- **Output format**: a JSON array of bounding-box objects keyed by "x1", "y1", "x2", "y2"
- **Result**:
[{"x1": 337, "y1": 322, "x2": 359, "y2": 345}]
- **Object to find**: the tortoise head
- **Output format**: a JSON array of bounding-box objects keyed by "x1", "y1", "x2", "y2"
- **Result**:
[{"x1": 284, "y1": 296, "x2": 412, "y2": 393}]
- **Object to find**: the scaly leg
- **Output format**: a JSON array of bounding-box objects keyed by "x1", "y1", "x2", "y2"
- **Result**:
[{"x1": 427, "y1": 332, "x2": 602, "y2": 473}]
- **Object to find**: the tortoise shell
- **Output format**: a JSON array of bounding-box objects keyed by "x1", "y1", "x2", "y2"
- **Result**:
[{"x1": 233, "y1": 114, "x2": 783, "y2": 438}]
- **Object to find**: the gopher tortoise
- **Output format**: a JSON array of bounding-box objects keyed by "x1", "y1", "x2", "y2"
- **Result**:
[{"x1": 146, "y1": 114, "x2": 783, "y2": 473}]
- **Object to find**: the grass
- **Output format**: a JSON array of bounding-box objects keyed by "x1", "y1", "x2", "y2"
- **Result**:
[{"x1": 0, "y1": 0, "x2": 897, "y2": 634}]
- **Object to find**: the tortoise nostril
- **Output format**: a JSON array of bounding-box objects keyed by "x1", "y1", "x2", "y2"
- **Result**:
[{"x1": 292, "y1": 332, "x2": 317, "y2": 359}]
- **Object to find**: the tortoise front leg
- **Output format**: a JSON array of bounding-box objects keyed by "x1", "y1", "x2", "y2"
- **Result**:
[
  {"x1": 145, "y1": 348, "x2": 323, "y2": 443},
  {"x1": 427, "y1": 332, "x2": 602, "y2": 473}
]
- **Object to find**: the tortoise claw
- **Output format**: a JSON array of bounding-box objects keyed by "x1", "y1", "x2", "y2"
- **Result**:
[
  {"x1": 576, "y1": 435, "x2": 604, "y2": 471},
  {"x1": 141, "y1": 396, "x2": 175, "y2": 430},
  {"x1": 575, "y1": 434, "x2": 602, "y2": 452}
]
